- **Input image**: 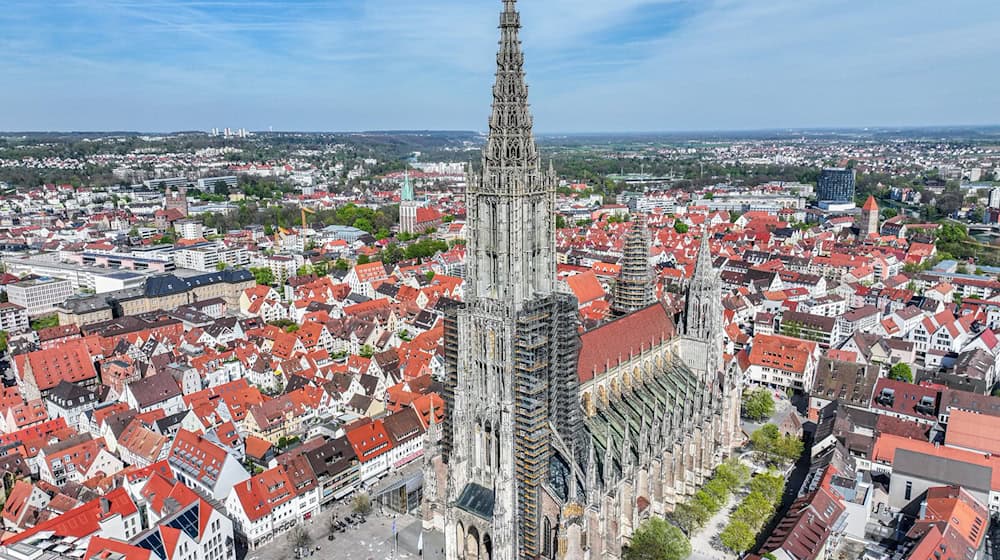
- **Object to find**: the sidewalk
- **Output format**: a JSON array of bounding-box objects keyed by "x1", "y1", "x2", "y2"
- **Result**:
[{"x1": 688, "y1": 492, "x2": 739, "y2": 560}]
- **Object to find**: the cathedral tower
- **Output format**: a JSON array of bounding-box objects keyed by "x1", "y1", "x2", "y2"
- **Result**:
[{"x1": 441, "y1": 2, "x2": 581, "y2": 559}]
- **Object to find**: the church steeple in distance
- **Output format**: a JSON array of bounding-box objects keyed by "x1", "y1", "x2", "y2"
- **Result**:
[
  {"x1": 401, "y1": 169, "x2": 415, "y2": 202},
  {"x1": 611, "y1": 213, "x2": 655, "y2": 317},
  {"x1": 466, "y1": 0, "x2": 556, "y2": 308}
]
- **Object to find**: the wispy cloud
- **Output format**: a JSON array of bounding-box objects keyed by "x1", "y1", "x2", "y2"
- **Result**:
[{"x1": 0, "y1": 0, "x2": 997, "y2": 131}]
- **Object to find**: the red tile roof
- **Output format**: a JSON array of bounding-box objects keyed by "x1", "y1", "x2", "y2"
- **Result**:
[
  {"x1": 578, "y1": 303, "x2": 676, "y2": 383},
  {"x1": 873, "y1": 433, "x2": 1000, "y2": 491},
  {"x1": 564, "y1": 271, "x2": 605, "y2": 305},
  {"x1": 945, "y1": 410, "x2": 1000, "y2": 455},
  {"x1": 86, "y1": 536, "x2": 152, "y2": 560},
  {"x1": 345, "y1": 419, "x2": 394, "y2": 463},
  {"x1": 17, "y1": 340, "x2": 97, "y2": 391},
  {"x1": 748, "y1": 334, "x2": 818, "y2": 375},
  {"x1": 2, "y1": 487, "x2": 137, "y2": 544},
  {"x1": 168, "y1": 429, "x2": 229, "y2": 487},
  {"x1": 233, "y1": 465, "x2": 295, "y2": 522}
]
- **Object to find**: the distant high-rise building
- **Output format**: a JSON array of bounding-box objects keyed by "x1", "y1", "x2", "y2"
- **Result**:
[
  {"x1": 989, "y1": 187, "x2": 1000, "y2": 210},
  {"x1": 858, "y1": 195, "x2": 880, "y2": 238},
  {"x1": 817, "y1": 167, "x2": 856, "y2": 203}
]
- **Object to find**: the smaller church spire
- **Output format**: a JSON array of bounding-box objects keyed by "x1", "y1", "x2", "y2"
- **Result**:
[
  {"x1": 611, "y1": 213, "x2": 655, "y2": 317},
  {"x1": 401, "y1": 169, "x2": 415, "y2": 202}
]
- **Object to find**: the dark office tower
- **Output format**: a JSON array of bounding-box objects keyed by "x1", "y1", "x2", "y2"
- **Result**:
[{"x1": 817, "y1": 167, "x2": 857, "y2": 203}]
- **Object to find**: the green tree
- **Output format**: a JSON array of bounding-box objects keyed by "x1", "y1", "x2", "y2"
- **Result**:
[
  {"x1": 888, "y1": 363, "x2": 913, "y2": 383},
  {"x1": 750, "y1": 471, "x2": 785, "y2": 505},
  {"x1": 356, "y1": 255, "x2": 370, "y2": 265},
  {"x1": 213, "y1": 180, "x2": 230, "y2": 196},
  {"x1": 742, "y1": 388, "x2": 776, "y2": 421},
  {"x1": 555, "y1": 215, "x2": 567, "y2": 229},
  {"x1": 671, "y1": 502, "x2": 709, "y2": 534},
  {"x1": 334, "y1": 259, "x2": 350, "y2": 271},
  {"x1": 215, "y1": 262, "x2": 229, "y2": 271},
  {"x1": 693, "y1": 489, "x2": 722, "y2": 514},
  {"x1": 250, "y1": 267, "x2": 275, "y2": 286},
  {"x1": 624, "y1": 517, "x2": 691, "y2": 560},
  {"x1": 719, "y1": 520, "x2": 756, "y2": 553},
  {"x1": 359, "y1": 344, "x2": 375, "y2": 358},
  {"x1": 0, "y1": 331, "x2": 8, "y2": 353},
  {"x1": 674, "y1": 222, "x2": 689, "y2": 234},
  {"x1": 775, "y1": 436, "x2": 804, "y2": 463},
  {"x1": 750, "y1": 424, "x2": 801, "y2": 464},
  {"x1": 353, "y1": 217, "x2": 374, "y2": 233}
]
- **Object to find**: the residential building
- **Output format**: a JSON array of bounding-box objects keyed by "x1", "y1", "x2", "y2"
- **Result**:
[
  {"x1": 167, "y1": 429, "x2": 249, "y2": 501},
  {"x1": 0, "y1": 303, "x2": 29, "y2": 333},
  {"x1": 742, "y1": 333, "x2": 822, "y2": 392}
]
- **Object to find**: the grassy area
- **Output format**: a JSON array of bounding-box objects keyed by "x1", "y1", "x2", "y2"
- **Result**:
[{"x1": 30, "y1": 315, "x2": 59, "y2": 331}]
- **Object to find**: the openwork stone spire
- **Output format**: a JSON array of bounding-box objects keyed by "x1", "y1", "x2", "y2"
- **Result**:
[
  {"x1": 466, "y1": 0, "x2": 556, "y2": 306},
  {"x1": 483, "y1": 0, "x2": 539, "y2": 178},
  {"x1": 611, "y1": 214, "x2": 654, "y2": 316},
  {"x1": 684, "y1": 230, "x2": 724, "y2": 354}
]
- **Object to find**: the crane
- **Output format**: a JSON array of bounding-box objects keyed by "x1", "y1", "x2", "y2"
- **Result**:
[{"x1": 301, "y1": 206, "x2": 316, "y2": 229}]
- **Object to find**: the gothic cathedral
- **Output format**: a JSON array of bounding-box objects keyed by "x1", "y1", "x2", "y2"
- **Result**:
[{"x1": 421, "y1": 2, "x2": 742, "y2": 559}]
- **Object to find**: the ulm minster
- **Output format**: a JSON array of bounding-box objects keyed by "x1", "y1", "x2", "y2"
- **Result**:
[{"x1": 421, "y1": 2, "x2": 742, "y2": 559}]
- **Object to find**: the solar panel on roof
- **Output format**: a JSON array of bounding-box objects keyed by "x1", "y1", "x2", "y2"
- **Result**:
[
  {"x1": 136, "y1": 531, "x2": 167, "y2": 559},
  {"x1": 166, "y1": 506, "x2": 201, "y2": 539}
]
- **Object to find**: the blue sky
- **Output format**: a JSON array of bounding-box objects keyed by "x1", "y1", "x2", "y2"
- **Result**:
[{"x1": 2, "y1": 0, "x2": 999, "y2": 132}]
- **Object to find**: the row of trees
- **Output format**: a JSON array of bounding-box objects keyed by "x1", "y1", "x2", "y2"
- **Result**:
[
  {"x1": 200, "y1": 202, "x2": 400, "y2": 237},
  {"x1": 669, "y1": 459, "x2": 750, "y2": 535},
  {"x1": 719, "y1": 471, "x2": 786, "y2": 553},
  {"x1": 625, "y1": 459, "x2": 753, "y2": 560}
]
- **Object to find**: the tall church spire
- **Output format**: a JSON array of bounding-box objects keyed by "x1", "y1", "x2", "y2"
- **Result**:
[
  {"x1": 611, "y1": 213, "x2": 655, "y2": 316},
  {"x1": 466, "y1": 0, "x2": 556, "y2": 306},
  {"x1": 484, "y1": 0, "x2": 538, "y2": 175}
]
